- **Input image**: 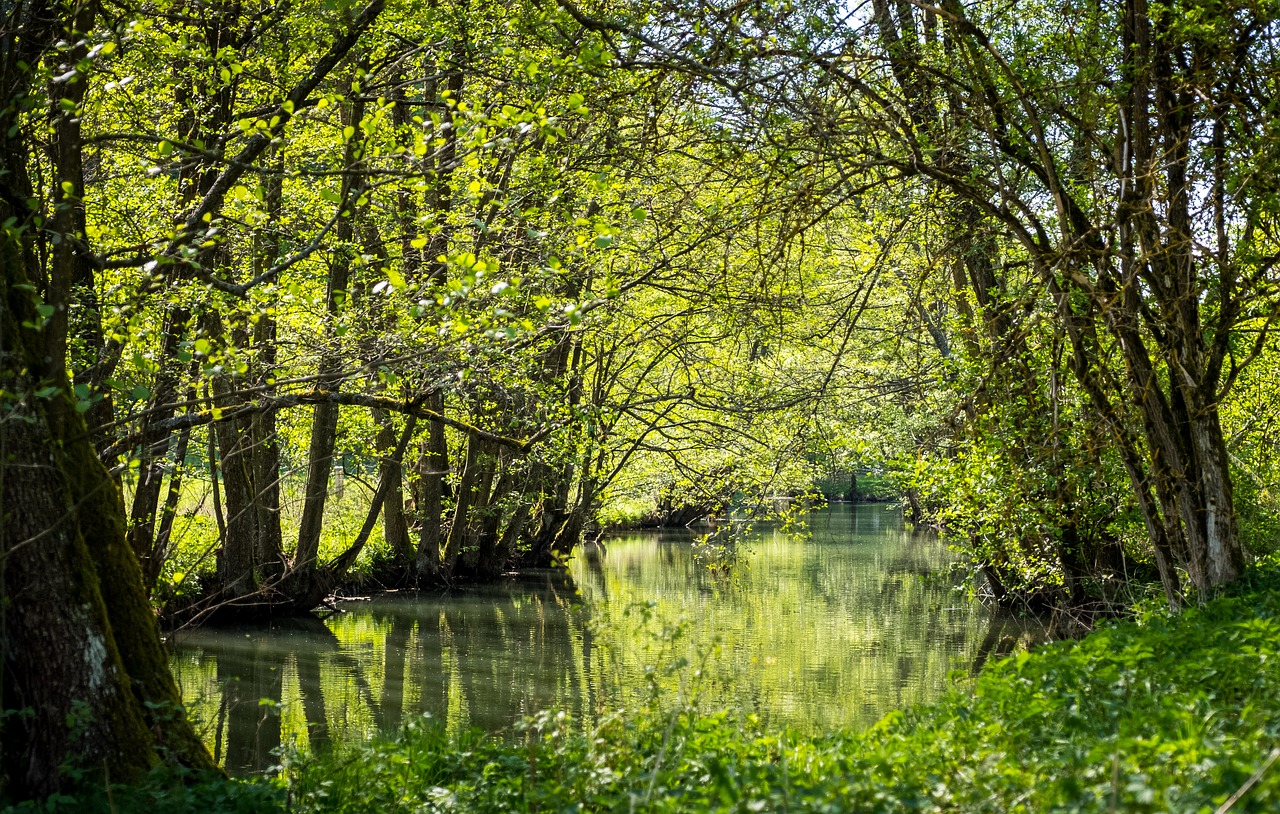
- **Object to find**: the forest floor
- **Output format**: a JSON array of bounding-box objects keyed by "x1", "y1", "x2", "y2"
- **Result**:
[{"x1": 23, "y1": 562, "x2": 1280, "y2": 813}]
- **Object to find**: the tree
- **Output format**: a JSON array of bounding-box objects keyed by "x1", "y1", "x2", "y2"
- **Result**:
[
  {"x1": 0, "y1": 0, "x2": 384, "y2": 793},
  {"x1": 577, "y1": 0, "x2": 1280, "y2": 604}
]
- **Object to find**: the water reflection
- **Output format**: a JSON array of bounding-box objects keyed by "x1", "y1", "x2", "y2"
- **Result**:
[{"x1": 171, "y1": 505, "x2": 1025, "y2": 774}]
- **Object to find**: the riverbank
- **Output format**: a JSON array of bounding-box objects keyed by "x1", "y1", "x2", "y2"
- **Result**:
[{"x1": 21, "y1": 563, "x2": 1280, "y2": 813}]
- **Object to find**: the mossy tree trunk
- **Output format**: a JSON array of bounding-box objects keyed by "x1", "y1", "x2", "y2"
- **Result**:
[
  {"x1": 1, "y1": 181, "x2": 214, "y2": 803},
  {"x1": 0, "y1": 5, "x2": 219, "y2": 797}
]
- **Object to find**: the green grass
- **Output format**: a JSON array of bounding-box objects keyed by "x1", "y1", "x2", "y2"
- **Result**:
[{"x1": 19, "y1": 564, "x2": 1280, "y2": 813}]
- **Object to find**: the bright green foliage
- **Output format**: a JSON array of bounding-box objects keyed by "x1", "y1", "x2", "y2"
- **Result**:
[{"x1": 1220, "y1": 347, "x2": 1280, "y2": 555}]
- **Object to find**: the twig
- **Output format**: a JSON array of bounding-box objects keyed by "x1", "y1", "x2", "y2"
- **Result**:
[{"x1": 1215, "y1": 747, "x2": 1280, "y2": 814}]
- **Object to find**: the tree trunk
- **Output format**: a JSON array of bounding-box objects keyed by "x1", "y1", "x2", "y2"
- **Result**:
[
  {"x1": 251, "y1": 375, "x2": 284, "y2": 584},
  {"x1": 1191, "y1": 411, "x2": 1242, "y2": 585},
  {"x1": 493, "y1": 498, "x2": 534, "y2": 575},
  {"x1": 470, "y1": 460, "x2": 519, "y2": 579},
  {"x1": 551, "y1": 471, "x2": 596, "y2": 563},
  {"x1": 326, "y1": 416, "x2": 417, "y2": 581},
  {"x1": 251, "y1": 156, "x2": 285, "y2": 585},
  {"x1": 294, "y1": 90, "x2": 365, "y2": 589},
  {"x1": 147, "y1": 419, "x2": 194, "y2": 595},
  {"x1": 522, "y1": 460, "x2": 574, "y2": 566},
  {"x1": 1, "y1": 232, "x2": 215, "y2": 799},
  {"x1": 206, "y1": 312, "x2": 266, "y2": 601},
  {"x1": 295, "y1": 397, "x2": 340, "y2": 578},
  {"x1": 374, "y1": 409, "x2": 413, "y2": 563},
  {"x1": 126, "y1": 308, "x2": 189, "y2": 563},
  {"x1": 447, "y1": 436, "x2": 495, "y2": 575},
  {"x1": 49, "y1": 0, "x2": 111, "y2": 442},
  {"x1": 414, "y1": 392, "x2": 449, "y2": 580}
]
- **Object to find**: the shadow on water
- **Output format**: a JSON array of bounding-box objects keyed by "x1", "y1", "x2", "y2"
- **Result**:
[{"x1": 170, "y1": 505, "x2": 1038, "y2": 774}]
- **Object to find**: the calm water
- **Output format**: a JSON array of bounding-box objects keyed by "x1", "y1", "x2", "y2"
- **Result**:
[{"x1": 170, "y1": 504, "x2": 1003, "y2": 773}]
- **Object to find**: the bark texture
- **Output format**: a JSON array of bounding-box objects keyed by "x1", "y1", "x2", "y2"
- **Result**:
[{"x1": 2, "y1": 238, "x2": 215, "y2": 799}]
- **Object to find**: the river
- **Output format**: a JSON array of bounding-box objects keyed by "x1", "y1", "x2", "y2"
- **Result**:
[{"x1": 170, "y1": 503, "x2": 1008, "y2": 774}]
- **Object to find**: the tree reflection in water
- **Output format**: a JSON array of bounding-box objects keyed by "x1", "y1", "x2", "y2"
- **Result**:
[{"x1": 171, "y1": 505, "x2": 1032, "y2": 774}]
